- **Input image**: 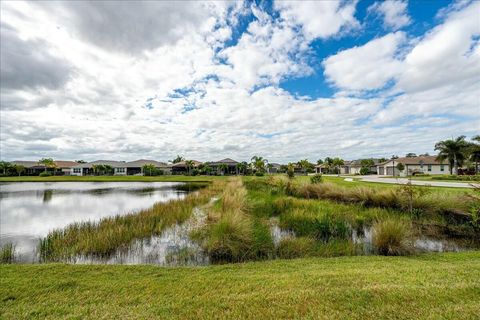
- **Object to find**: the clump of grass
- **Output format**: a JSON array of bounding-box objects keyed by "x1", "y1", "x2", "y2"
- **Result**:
[
  {"x1": 39, "y1": 181, "x2": 223, "y2": 262},
  {"x1": 194, "y1": 178, "x2": 274, "y2": 263},
  {"x1": 277, "y1": 237, "x2": 316, "y2": 259},
  {"x1": 0, "y1": 243, "x2": 15, "y2": 264},
  {"x1": 372, "y1": 217, "x2": 412, "y2": 256},
  {"x1": 279, "y1": 209, "x2": 351, "y2": 242}
]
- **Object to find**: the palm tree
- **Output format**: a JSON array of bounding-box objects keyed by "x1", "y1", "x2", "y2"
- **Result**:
[
  {"x1": 236, "y1": 162, "x2": 247, "y2": 175},
  {"x1": 332, "y1": 157, "x2": 344, "y2": 176},
  {"x1": 218, "y1": 163, "x2": 228, "y2": 175},
  {"x1": 297, "y1": 159, "x2": 310, "y2": 175},
  {"x1": 39, "y1": 158, "x2": 55, "y2": 174},
  {"x1": 251, "y1": 156, "x2": 267, "y2": 173},
  {"x1": 91, "y1": 164, "x2": 99, "y2": 175},
  {"x1": 0, "y1": 161, "x2": 11, "y2": 175},
  {"x1": 185, "y1": 160, "x2": 194, "y2": 176},
  {"x1": 103, "y1": 165, "x2": 113, "y2": 175},
  {"x1": 469, "y1": 135, "x2": 480, "y2": 174},
  {"x1": 435, "y1": 136, "x2": 469, "y2": 175}
]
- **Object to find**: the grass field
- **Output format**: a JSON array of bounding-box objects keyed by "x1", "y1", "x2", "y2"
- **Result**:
[{"x1": 1, "y1": 252, "x2": 479, "y2": 319}]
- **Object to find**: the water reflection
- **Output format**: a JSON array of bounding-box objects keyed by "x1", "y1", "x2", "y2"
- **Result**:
[{"x1": 0, "y1": 182, "x2": 187, "y2": 262}]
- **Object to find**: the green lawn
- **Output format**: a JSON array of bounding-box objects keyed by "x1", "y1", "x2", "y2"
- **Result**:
[{"x1": 1, "y1": 252, "x2": 479, "y2": 319}]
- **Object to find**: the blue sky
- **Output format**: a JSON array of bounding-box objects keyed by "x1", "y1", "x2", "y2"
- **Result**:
[{"x1": 0, "y1": 1, "x2": 479, "y2": 162}]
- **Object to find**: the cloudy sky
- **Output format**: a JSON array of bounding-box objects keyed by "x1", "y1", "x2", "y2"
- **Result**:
[{"x1": 0, "y1": 0, "x2": 479, "y2": 163}]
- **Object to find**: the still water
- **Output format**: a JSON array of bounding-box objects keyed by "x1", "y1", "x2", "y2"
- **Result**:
[{"x1": 0, "y1": 182, "x2": 188, "y2": 262}]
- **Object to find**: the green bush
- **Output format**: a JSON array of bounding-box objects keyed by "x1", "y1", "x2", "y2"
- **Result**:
[
  {"x1": 310, "y1": 174, "x2": 323, "y2": 184},
  {"x1": 255, "y1": 171, "x2": 265, "y2": 177},
  {"x1": 359, "y1": 167, "x2": 370, "y2": 175},
  {"x1": 39, "y1": 172, "x2": 52, "y2": 177}
]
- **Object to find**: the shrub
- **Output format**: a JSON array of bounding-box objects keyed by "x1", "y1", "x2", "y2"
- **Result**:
[
  {"x1": 286, "y1": 167, "x2": 295, "y2": 179},
  {"x1": 359, "y1": 167, "x2": 370, "y2": 175},
  {"x1": 372, "y1": 217, "x2": 412, "y2": 256},
  {"x1": 39, "y1": 172, "x2": 52, "y2": 177},
  {"x1": 310, "y1": 174, "x2": 323, "y2": 184},
  {"x1": 255, "y1": 171, "x2": 265, "y2": 177}
]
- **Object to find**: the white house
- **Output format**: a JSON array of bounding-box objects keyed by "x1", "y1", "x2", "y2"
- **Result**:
[
  {"x1": 71, "y1": 159, "x2": 172, "y2": 176},
  {"x1": 377, "y1": 156, "x2": 449, "y2": 176}
]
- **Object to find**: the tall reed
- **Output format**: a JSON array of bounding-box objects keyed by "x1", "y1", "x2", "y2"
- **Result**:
[
  {"x1": 0, "y1": 243, "x2": 15, "y2": 264},
  {"x1": 39, "y1": 182, "x2": 222, "y2": 262}
]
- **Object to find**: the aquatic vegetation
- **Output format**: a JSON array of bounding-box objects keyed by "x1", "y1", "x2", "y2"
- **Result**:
[
  {"x1": 372, "y1": 217, "x2": 413, "y2": 256},
  {"x1": 39, "y1": 182, "x2": 222, "y2": 261}
]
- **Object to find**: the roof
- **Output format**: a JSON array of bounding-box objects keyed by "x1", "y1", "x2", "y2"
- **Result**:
[
  {"x1": 124, "y1": 159, "x2": 170, "y2": 168},
  {"x1": 381, "y1": 156, "x2": 448, "y2": 165},
  {"x1": 73, "y1": 160, "x2": 127, "y2": 168},
  {"x1": 208, "y1": 158, "x2": 239, "y2": 166},
  {"x1": 10, "y1": 160, "x2": 78, "y2": 168},
  {"x1": 171, "y1": 160, "x2": 202, "y2": 167}
]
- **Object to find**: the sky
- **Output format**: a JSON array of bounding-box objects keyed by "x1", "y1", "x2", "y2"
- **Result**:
[{"x1": 0, "y1": 0, "x2": 479, "y2": 163}]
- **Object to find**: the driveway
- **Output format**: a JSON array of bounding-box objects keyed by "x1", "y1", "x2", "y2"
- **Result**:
[{"x1": 357, "y1": 176, "x2": 479, "y2": 188}]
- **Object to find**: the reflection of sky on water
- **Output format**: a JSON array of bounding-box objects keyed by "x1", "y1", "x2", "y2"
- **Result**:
[{"x1": 0, "y1": 182, "x2": 186, "y2": 260}]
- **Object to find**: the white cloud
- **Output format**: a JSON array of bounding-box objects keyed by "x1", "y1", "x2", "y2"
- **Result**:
[
  {"x1": 368, "y1": 0, "x2": 411, "y2": 30},
  {"x1": 0, "y1": 1, "x2": 477, "y2": 163},
  {"x1": 274, "y1": 0, "x2": 359, "y2": 41},
  {"x1": 322, "y1": 32, "x2": 406, "y2": 91}
]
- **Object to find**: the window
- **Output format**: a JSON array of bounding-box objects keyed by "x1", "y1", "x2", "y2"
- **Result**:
[
  {"x1": 428, "y1": 165, "x2": 432, "y2": 172},
  {"x1": 73, "y1": 168, "x2": 81, "y2": 173},
  {"x1": 116, "y1": 167, "x2": 125, "y2": 173},
  {"x1": 440, "y1": 165, "x2": 444, "y2": 171}
]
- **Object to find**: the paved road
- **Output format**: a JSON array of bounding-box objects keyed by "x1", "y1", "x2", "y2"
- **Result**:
[{"x1": 357, "y1": 176, "x2": 479, "y2": 188}]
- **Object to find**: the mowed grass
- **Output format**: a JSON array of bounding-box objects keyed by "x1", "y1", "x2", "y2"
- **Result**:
[{"x1": 1, "y1": 252, "x2": 479, "y2": 319}]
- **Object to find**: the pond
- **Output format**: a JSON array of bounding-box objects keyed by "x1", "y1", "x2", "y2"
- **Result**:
[{"x1": 0, "y1": 182, "x2": 189, "y2": 263}]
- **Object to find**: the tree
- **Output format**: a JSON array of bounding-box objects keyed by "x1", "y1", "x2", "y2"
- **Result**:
[
  {"x1": 468, "y1": 135, "x2": 480, "y2": 174},
  {"x1": 39, "y1": 158, "x2": 56, "y2": 174},
  {"x1": 286, "y1": 163, "x2": 295, "y2": 179},
  {"x1": 251, "y1": 156, "x2": 267, "y2": 173},
  {"x1": 405, "y1": 153, "x2": 417, "y2": 158},
  {"x1": 297, "y1": 159, "x2": 311, "y2": 175},
  {"x1": 185, "y1": 160, "x2": 194, "y2": 176},
  {"x1": 236, "y1": 162, "x2": 247, "y2": 175},
  {"x1": 142, "y1": 164, "x2": 156, "y2": 176},
  {"x1": 332, "y1": 157, "x2": 344, "y2": 176},
  {"x1": 396, "y1": 162, "x2": 405, "y2": 173},
  {"x1": 76, "y1": 160, "x2": 86, "y2": 163},
  {"x1": 316, "y1": 159, "x2": 324, "y2": 165},
  {"x1": 13, "y1": 164, "x2": 25, "y2": 176},
  {"x1": 103, "y1": 165, "x2": 113, "y2": 175},
  {"x1": 435, "y1": 136, "x2": 469, "y2": 175},
  {"x1": 218, "y1": 163, "x2": 228, "y2": 175},
  {"x1": 0, "y1": 161, "x2": 11, "y2": 175},
  {"x1": 171, "y1": 155, "x2": 185, "y2": 164}
]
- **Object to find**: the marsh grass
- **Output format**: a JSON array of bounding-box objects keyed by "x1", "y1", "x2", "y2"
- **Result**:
[
  {"x1": 372, "y1": 217, "x2": 413, "y2": 256},
  {"x1": 0, "y1": 243, "x2": 15, "y2": 264},
  {"x1": 39, "y1": 182, "x2": 223, "y2": 262},
  {"x1": 194, "y1": 178, "x2": 275, "y2": 263}
]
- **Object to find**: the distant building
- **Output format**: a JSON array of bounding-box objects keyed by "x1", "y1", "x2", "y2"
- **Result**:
[
  {"x1": 11, "y1": 160, "x2": 78, "y2": 175},
  {"x1": 70, "y1": 159, "x2": 172, "y2": 176},
  {"x1": 377, "y1": 156, "x2": 449, "y2": 176},
  {"x1": 208, "y1": 158, "x2": 239, "y2": 175},
  {"x1": 171, "y1": 160, "x2": 202, "y2": 175}
]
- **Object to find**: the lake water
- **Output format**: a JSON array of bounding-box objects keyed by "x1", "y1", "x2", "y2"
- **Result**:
[{"x1": 0, "y1": 182, "x2": 188, "y2": 263}]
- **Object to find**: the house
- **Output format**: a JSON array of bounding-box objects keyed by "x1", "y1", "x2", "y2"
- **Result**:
[
  {"x1": 268, "y1": 163, "x2": 282, "y2": 174},
  {"x1": 377, "y1": 156, "x2": 449, "y2": 176},
  {"x1": 124, "y1": 159, "x2": 171, "y2": 175},
  {"x1": 70, "y1": 160, "x2": 127, "y2": 176},
  {"x1": 208, "y1": 158, "x2": 239, "y2": 175},
  {"x1": 171, "y1": 160, "x2": 202, "y2": 175},
  {"x1": 343, "y1": 159, "x2": 381, "y2": 175},
  {"x1": 11, "y1": 160, "x2": 78, "y2": 175}
]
